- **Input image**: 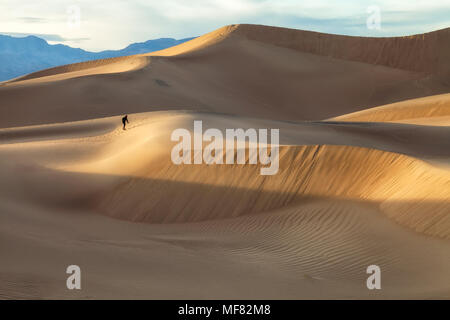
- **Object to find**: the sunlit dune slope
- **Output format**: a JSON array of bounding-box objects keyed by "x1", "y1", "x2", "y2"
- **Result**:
[
  {"x1": 0, "y1": 25, "x2": 449, "y2": 127},
  {"x1": 1, "y1": 112, "x2": 447, "y2": 238},
  {"x1": 332, "y1": 93, "x2": 450, "y2": 125},
  {"x1": 87, "y1": 145, "x2": 450, "y2": 239},
  {"x1": 156, "y1": 24, "x2": 450, "y2": 74},
  {"x1": 8, "y1": 56, "x2": 149, "y2": 83},
  {"x1": 0, "y1": 110, "x2": 449, "y2": 299}
]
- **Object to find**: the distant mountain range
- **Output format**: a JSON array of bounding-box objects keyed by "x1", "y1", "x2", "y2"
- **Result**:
[{"x1": 0, "y1": 35, "x2": 195, "y2": 81}]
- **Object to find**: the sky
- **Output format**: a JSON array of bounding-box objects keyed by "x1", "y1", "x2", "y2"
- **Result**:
[{"x1": 1, "y1": 0, "x2": 449, "y2": 51}]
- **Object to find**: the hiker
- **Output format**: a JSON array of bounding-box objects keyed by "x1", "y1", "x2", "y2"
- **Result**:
[{"x1": 122, "y1": 115, "x2": 129, "y2": 130}]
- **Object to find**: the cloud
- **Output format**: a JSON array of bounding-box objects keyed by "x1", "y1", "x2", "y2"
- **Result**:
[{"x1": 17, "y1": 16, "x2": 48, "y2": 23}]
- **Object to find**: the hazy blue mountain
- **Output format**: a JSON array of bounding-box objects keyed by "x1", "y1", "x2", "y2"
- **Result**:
[{"x1": 0, "y1": 35, "x2": 195, "y2": 81}]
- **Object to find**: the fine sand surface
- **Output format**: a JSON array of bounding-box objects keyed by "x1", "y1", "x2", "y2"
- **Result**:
[{"x1": 0, "y1": 24, "x2": 449, "y2": 299}]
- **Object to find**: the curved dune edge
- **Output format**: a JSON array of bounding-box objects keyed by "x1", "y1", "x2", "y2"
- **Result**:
[
  {"x1": 5, "y1": 55, "x2": 150, "y2": 84},
  {"x1": 61, "y1": 135, "x2": 449, "y2": 238},
  {"x1": 3, "y1": 24, "x2": 238, "y2": 84},
  {"x1": 1, "y1": 111, "x2": 447, "y2": 240},
  {"x1": 333, "y1": 93, "x2": 450, "y2": 124},
  {"x1": 0, "y1": 117, "x2": 119, "y2": 144},
  {"x1": 229, "y1": 24, "x2": 450, "y2": 74},
  {"x1": 0, "y1": 112, "x2": 449, "y2": 299},
  {"x1": 4, "y1": 24, "x2": 449, "y2": 86},
  {"x1": 1, "y1": 25, "x2": 449, "y2": 127},
  {"x1": 151, "y1": 25, "x2": 239, "y2": 57},
  {"x1": 22, "y1": 23, "x2": 450, "y2": 78}
]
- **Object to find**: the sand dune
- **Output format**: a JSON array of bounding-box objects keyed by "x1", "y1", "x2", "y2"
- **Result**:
[
  {"x1": 333, "y1": 93, "x2": 450, "y2": 124},
  {"x1": 0, "y1": 112, "x2": 449, "y2": 299},
  {"x1": 8, "y1": 56, "x2": 150, "y2": 84},
  {"x1": 0, "y1": 24, "x2": 449, "y2": 299},
  {"x1": 1, "y1": 25, "x2": 449, "y2": 128},
  {"x1": 43, "y1": 113, "x2": 450, "y2": 239}
]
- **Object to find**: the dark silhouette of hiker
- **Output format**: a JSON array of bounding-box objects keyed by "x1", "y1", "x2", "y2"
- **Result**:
[{"x1": 122, "y1": 115, "x2": 129, "y2": 130}]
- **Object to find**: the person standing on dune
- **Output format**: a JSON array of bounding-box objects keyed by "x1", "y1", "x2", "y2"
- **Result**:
[{"x1": 122, "y1": 115, "x2": 129, "y2": 130}]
